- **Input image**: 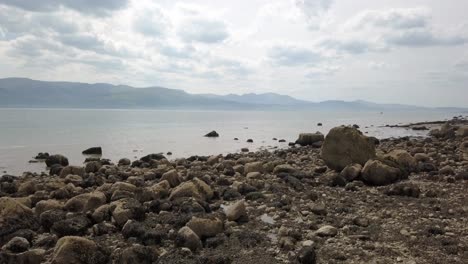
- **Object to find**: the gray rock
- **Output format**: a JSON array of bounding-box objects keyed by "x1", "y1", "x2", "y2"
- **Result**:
[
  {"x1": 2, "y1": 236, "x2": 30, "y2": 253},
  {"x1": 321, "y1": 126, "x2": 376, "y2": 171},
  {"x1": 176, "y1": 226, "x2": 202, "y2": 252},
  {"x1": 224, "y1": 200, "x2": 247, "y2": 221},
  {"x1": 315, "y1": 225, "x2": 338, "y2": 237},
  {"x1": 295, "y1": 132, "x2": 324, "y2": 146},
  {"x1": 362, "y1": 160, "x2": 402, "y2": 186}
]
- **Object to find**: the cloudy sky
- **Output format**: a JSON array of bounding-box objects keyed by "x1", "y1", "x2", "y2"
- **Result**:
[{"x1": 0, "y1": 0, "x2": 467, "y2": 107}]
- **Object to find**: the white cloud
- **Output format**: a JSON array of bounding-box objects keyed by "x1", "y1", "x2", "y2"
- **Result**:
[
  {"x1": 0, "y1": 0, "x2": 129, "y2": 15},
  {"x1": 178, "y1": 18, "x2": 229, "y2": 44},
  {"x1": 268, "y1": 44, "x2": 322, "y2": 66}
]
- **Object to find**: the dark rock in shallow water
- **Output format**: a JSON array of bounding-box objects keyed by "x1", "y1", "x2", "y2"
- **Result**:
[
  {"x1": 140, "y1": 153, "x2": 166, "y2": 162},
  {"x1": 82, "y1": 147, "x2": 102, "y2": 155},
  {"x1": 49, "y1": 164, "x2": 64, "y2": 176},
  {"x1": 34, "y1": 152, "x2": 49, "y2": 160},
  {"x1": 247, "y1": 139, "x2": 253, "y2": 143},
  {"x1": 118, "y1": 158, "x2": 131, "y2": 166},
  {"x1": 295, "y1": 132, "x2": 324, "y2": 146},
  {"x1": 204, "y1": 130, "x2": 219, "y2": 137},
  {"x1": 278, "y1": 139, "x2": 286, "y2": 142},
  {"x1": 45, "y1": 154, "x2": 69, "y2": 167},
  {"x1": 412, "y1": 126, "x2": 428, "y2": 131}
]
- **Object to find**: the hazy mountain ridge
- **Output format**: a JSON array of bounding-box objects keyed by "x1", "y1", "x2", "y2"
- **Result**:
[{"x1": 0, "y1": 78, "x2": 465, "y2": 111}]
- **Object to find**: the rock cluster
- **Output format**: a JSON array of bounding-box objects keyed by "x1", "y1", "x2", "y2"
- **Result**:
[{"x1": 0, "y1": 119, "x2": 467, "y2": 263}]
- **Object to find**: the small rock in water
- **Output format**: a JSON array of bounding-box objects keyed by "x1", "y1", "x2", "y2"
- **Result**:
[
  {"x1": 234, "y1": 138, "x2": 239, "y2": 140},
  {"x1": 317, "y1": 122, "x2": 323, "y2": 126},
  {"x1": 118, "y1": 158, "x2": 131, "y2": 166},
  {"x1": 247, "y1": 139, "x2": 253, "y2": 143},
  {"x1": 279, "y1": 139, "x2": 286, "y2": 142},
  {"x1": 82, "y1": 147, "x2": 102, "y2": 155},
  {"x1": 45, "y1": 154, "x2": 69, "y2": 167},
  {"x1": 167, "y1": 152, "x2": 172, "y2": 155},
  {"x1": 204, "y1": 130, "x2": 219, "y2": 137},
  {"x1": 241, "y1": 148, "x2": 249, "y2": 152}
]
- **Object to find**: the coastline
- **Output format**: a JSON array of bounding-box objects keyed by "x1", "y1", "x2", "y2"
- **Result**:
[{"x1": 1, "y1": 118, "x2": 467, "y2": 263}]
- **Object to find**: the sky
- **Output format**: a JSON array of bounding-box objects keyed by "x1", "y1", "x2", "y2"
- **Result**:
[{"x1": 0, "y1": 0, "x2": 467, "y2": 107}]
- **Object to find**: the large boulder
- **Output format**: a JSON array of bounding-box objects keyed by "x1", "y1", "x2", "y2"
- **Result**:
[
  {"x1": 429, "y1": 123, "x2": 455, "y2": 139},
  {"x1": 361, "y1": 160, "x2": 403, "y2": 186},
  {"x1": 0, "y1": 197, "x2": 37, "y2": 244},
  {"x1": 169, "y1": 178, "x2": 213, "y2": 201},
  {"x1": 295, "y1": 132, "x2": 324, "y2": 146},
  {"x1": 385, "y1": 149, "x2": 417, "y2": 172},
  {"x1": 321, "y1": 126, "x2": 376, "y2": 171},
  {"x1": 82, "y1": 147, "x2": 102, "y2": 155},
  {"x1": 51, "y1": 236, "x2": 108, "y2": 264},
  {"x1": 45, "y1": 154, "x2": 69, "y2": 167},
  {"x1": 64, "y1": 191, "x2": 107, "y2": 213}
]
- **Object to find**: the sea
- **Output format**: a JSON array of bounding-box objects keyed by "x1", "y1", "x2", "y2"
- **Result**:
[{"x1": 0, "y1": 108, "x2": 463, "y2": 175}]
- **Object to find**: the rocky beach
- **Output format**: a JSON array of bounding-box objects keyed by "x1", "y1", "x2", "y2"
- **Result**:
[{"x1": 1, "y1": 118, "x2": 468, "y2": 264}]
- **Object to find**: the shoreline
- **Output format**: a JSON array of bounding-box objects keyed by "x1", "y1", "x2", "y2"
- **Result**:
[{"x1": 1, "y1": 118, "x2": 467, "y2": 263}]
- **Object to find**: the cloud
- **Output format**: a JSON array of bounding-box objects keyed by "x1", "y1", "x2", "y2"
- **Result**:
[
  {"x1": 6, "y1": 35, "x2": 70, "y2": 58},
  {"x1": 320, "y1": 7, "x2": 467, "y2": 55},
  {"x1": 345, "y1": 8, "x2": 430, "y2": 30},
  {"x1": 268, "y1": 44, "x2": 322, "y2": 66},
  {"x1": 367, "y1": 61, "x2": 389, "y2": 70},
  {"x1": 209, "y1": 58, "x2": 254, "y2": 77},
  {"x1": 318, "y1": 38, "x2": 379, "y2": 54},
  {"x1": 0, "y1": 6, "x2": 82, "y2": 41},
  {"x1": 305, "y1": 65, "x2": 340, "y2": 78},
  {"x1": 295, "y1": 0, "x2": 333, "y2": 29},
  {"x1": 0, "y1": 0, "x2": 129, "y2": 15},
  {"x1": 386, "y1": 29, "x2": 467, "y2": 47},
  {"x1": 178, "y1": 18, "x2": 229, "y2": 44},
  {"x1": 132, "y1": 6, "x2": 170, "y2": 37}
]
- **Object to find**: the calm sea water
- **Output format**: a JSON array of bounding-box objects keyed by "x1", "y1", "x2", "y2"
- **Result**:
[{"x1": 0, "y1": 108, "x2": 460, "y2": 175}]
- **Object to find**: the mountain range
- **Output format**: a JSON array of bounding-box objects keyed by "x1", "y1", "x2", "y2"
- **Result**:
[{"x1": 0, "y1": 78, "x2": 465, "y2": 112}]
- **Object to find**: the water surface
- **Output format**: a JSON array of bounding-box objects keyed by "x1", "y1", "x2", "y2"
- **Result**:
[{"x1": 0, "y1": 108, "x2": 459, "y2": 175}]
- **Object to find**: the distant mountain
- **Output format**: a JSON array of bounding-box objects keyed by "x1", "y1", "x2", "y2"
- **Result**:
[
  {"x1": 201, "y1": 92, "x2": 310, "y2": 106},
  {"x1": 0, "y1": 78, "x2": 465, "y2": 112},
  {"x1": 0, "y1": 78, "x2": 246, "y2": 109}
]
